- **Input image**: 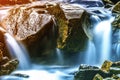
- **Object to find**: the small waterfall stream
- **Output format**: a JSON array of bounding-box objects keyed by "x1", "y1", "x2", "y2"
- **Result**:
[
  {"x1": 56, "y1": 48, "x2": 64, "y2": 65},
  {"x1": 85, "y1": 40, "x2": 96, "y2": 65},
  {"x1": 84, "y1": 10, "x2": 114, "y2": 65},
  {"x1": 93, "y1": 18, "x2": 113, "y2": 64},
  {"x1": 4, "y1": 33, "x2": 30, "y2": 69},
  {"x1": 112, "y1": 29, "x2": 120, "y2": 60}
]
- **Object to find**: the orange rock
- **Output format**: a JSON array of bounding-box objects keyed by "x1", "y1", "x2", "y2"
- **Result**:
[
  {"x1": 0, "y1": 49, "x2": 3, "y2": 62},
  {"x1": 0, "y1": 0, "x2": 36, "y2": 5}
]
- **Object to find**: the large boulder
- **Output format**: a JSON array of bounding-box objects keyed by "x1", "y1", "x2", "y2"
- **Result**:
[
  {"x1": 1, "y1": 1, "x2": 58, "y2": 57},
  {"x1": 47, "y1": 3, "x2": 88, "y2": 52},
  {"x1": 74, "y1": 64, "x2": 112, "y2": 80},
  {"x1": 74, "y1": 60, "x2": 120, "y2": 80},
  {"x1": 1, "y1": 1, "x2": 88, "y2": 56}
]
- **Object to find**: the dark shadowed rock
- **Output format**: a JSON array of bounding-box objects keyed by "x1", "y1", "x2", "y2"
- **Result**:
[
  {"x1": 74, "y1": 60, "x2": 120, "y2": 80},
  {"x1": 112, "y1": 1, "x2": 120, "y2": 29},
  {"x1": 110, "y1": 0, "x2": 119, "y2": 4},
  {"x1": 112, "y1": 61, "x2": 120, "y2": 67},
  {"x1": 47, "y1": 3, "x2": 88, "y2": 52},
  {"x1": 102, "y1": 0, "x2": 119, "y2": 5},
  {"x1": 112, "y1": 1, "x2": 120, "y2": 13},
  {"x1": 74, "y1": 65, "x2": 112, "y2": 80}
]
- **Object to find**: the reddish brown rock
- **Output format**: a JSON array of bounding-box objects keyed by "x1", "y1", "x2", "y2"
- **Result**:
[
  {"x1": 0, "y1": 29, "x2": 10, "y2": 59},
  {"x1": 0, "y1": 0, "x2": 35, "y2": 6},
  {"x1": 0, "y1": 1, "x2": 88, "y2": 56},
  {"x1": 0, "y1": 49, "x2": 3, "y2": 62},
  {"x1": 1, "y1": 1, "x2": 58, "y2": 57}
]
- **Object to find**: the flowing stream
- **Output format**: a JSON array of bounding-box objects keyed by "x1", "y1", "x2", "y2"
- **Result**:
[{"x1": 1, "y1": 0, "x2": 120, "y2": 80}]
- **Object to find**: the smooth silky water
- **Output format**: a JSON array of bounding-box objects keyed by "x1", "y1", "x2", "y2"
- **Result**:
[
  {"x1": 0, "y1": 1, "x2": 119, "y2": 80},
  {"x1": 0, "y1": 33, "x2": 77, "y2": 80}
]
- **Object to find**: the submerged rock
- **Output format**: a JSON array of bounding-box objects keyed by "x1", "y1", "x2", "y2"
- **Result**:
[{"x1": 11, "y1": 73, "x2": 29, "y2": 78}]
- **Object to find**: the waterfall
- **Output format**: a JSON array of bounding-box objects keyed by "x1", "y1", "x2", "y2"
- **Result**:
[
  {"x1": 4, "y1": 33, "x2": 30, "y2": 69},
  {"x1": 56, "y1": 48, "x2": 64, "y2": 65},
  {"x1": 93, "y1": 18, "x2": 113, "y2": 64},
  {"x1": 85, "y1": 13, "x2": 114, "y2": 65},
  {"x1": 85, "y1": 40, "x2": 96, "y2": 65},
  {"x1": 112, "y1": 29, "x2": 120, "y2": 60}
]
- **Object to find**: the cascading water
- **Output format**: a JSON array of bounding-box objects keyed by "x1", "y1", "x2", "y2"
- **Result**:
[
  {"x1": 56, "y1": 48, "x2": 64, "y2": 65},
  {"x1": 84, "y1": 11, "x2": 114, "y2": 65},
  {"x1": 4, "y1": 33, "x2": 30, "y2": 69},
  {"x1": 85, "y1": 40, "x2": 96, "y2": 65},
  {"x1": 112, "y1": 29, "x2": 120, "y2": 60},
  {"x1": 93, "y1": 18, "x2": 113, "y2": 64},
  {"x1": 0, "y1": 1, "x2": 117, "y2": 80}
]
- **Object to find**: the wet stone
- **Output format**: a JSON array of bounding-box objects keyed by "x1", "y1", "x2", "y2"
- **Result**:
[
  {"x1": 0, "y1": 59, "x2": 19, "y2": 76},
  {"x1": 93, "y1": 74, "x2": 103, "y2": 80},
  {"x1": 11, "y1": 73, "x2": 29, "y2": 78},
  {"x1": 101, "y1": 60, "x2": 113, "y2": 73},
  {"x1": 79, "y1": 64, "x2": 99, "y2": 70}
]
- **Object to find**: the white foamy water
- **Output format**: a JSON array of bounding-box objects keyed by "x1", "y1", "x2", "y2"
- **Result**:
[{"x1": 0, "y1": 65, "x2": 77, "y2": 80}]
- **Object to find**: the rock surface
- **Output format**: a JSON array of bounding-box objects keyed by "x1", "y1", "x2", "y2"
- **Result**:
[
  {"x1": 1, "y1": 1, "x2": 58, "y2": 57},
  {"x1": 74, "y1": 60, "x2": 120, "y2": 80},
  {"x1": 0, "y1": 0, "x2": 35, "y2": 6},
  {"x1": 0, "y1": 59, "x2": 19, "y2": 76},
  {"x1": 93, "y1": 74, "x2": 103, "y2": 80},
  {"x1": 0, "y1": 1, "x2": 88, "y2": 56},
  {"x1": 48, "y1": 3, "x2": 88, "y2": 52},
  {"x1": 0, "y1": 29, "x2": 11, "y2": 59},
  {"x1": 112, "y1": 1, "x2": 120, "y2": 13},
  {"x1": 101, "y1": 60, "x2": 113, "y2": 73}
]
